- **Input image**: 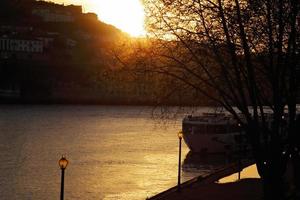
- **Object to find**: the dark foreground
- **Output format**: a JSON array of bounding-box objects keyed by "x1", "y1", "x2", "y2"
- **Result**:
[
  {"x1": 149, "y1": 161, "x2": 263, "y2": 200},
  {"x1": 150, "y1": 178, "x2": 262, "y2": 200}
]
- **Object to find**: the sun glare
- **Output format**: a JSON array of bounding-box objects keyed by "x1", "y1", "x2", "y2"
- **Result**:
[
  {"x1": 51, "y1": 0, "x2": 146, "y2": 37},
  {"x1": 93, "y1": 0, "x2": 146, "y2": 37}
]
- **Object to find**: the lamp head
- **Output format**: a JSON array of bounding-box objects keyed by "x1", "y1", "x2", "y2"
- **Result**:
[
  {"x1": 59, "y1": 155, "x2": 69, "y2": 170},
  {"x1": 178, "y1": 131, "x2": 183, "y2": 139}
]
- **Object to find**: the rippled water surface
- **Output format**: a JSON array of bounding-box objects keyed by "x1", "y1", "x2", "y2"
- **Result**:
[{"x1": 0, "y1": 105, "x2": 216, "y2": 200}]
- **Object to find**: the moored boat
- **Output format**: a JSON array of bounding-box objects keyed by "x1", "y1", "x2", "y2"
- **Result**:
[{"x1": 182, "y1": 113, "x2": 247, "y2": 154}]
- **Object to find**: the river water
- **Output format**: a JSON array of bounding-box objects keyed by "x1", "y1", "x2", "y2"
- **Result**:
[{"x1": 0, "y1": 105, "x2": 223, "y2": 200}]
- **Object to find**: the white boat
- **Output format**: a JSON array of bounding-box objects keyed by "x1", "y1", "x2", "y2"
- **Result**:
[{"x1": 182, "y1": 113, "x2": 247, "y2": 154}]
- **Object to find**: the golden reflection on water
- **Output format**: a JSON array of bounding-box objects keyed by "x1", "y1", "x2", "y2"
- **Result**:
[
  {"x1": 217, "y1": 164, "x2": 260, "y2": 184},
  {"x1": 0, "y1": 105, "x2": 215, "y2": 199}
]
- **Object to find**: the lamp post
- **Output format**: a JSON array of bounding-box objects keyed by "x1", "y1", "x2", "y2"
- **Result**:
[
  {"x1": 237, "y1": 123, "x2": 242, "y2": 180},
  {"x1": 59, "y1": 155, "x2": 69, "y2": 200},
  {"x1": 177, "y1": 131, "x2": 183, "y2": 192}
]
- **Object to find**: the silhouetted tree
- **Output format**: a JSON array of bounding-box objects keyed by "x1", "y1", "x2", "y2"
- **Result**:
[{"x1": 144, "y1": 0, "x2": 300, "y2": 198}]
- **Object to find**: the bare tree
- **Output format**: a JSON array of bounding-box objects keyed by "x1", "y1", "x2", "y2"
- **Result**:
[{"x1": 143, "y1": 0, "x2": 300, "y2": 198}]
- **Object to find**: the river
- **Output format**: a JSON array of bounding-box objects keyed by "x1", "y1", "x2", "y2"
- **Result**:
[{"x1": 0, "y1": 105, "x2": 222, "y2": 200}]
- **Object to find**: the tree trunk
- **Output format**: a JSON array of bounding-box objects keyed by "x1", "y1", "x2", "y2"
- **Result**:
[
  {"x1": 249, "y1": 126, "x2": 287, "y2": 199},
  {"x1": 262, "y1": 175, "x2": 285, "y2": 200},
  {"x1": 291, "y1": 115, "x2": 300, "y2": 196},
  {"x1": 292, "y1": 155, "x2": 300, "y2": 196},
  {"x1": 256, "y1": 156, "x2": 287, "y2": 199}
]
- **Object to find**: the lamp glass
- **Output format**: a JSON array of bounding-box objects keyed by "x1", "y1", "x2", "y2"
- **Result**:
[
  {"x1": 178, "y1": 131, "x2": 183, "y2": 139},
  {"x1": 59, "y1": 156, "x2": 69, "y2": 169}
]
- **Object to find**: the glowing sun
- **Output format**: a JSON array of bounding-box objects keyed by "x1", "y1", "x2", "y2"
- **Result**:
[
  {"x1": 51, "y1": 0, "x2": 146, "y2": 37},
  {"x1": 93, "y1": 0, "x2": 146, "y2": 37}
]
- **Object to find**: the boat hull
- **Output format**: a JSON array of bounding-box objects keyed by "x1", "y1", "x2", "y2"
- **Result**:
[
  {"x1": 182, "y1": 114, "x2": 247, "y2": 154},
  {"x1": 183, "y1": 131, "x2": 240, "y2": 154}
]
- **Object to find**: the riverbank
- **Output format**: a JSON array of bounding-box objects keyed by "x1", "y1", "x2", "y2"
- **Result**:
[{"x1": 148, "y1": 161, "x2": 263, "y2": 200}]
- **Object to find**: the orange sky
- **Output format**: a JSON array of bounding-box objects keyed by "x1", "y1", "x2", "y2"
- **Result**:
[{"x1": 50, "y1": 0, "x2": 146, "y2": 37}]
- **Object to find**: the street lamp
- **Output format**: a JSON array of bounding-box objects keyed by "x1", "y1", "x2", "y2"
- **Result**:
[
  {"x1": 177, "y1": 131, "x2": 183, "y2": 192},
  {"x1": 59, "y1": 155, "x2": 69, "y2": 200},
  {"x1": 237, "y1": 123, "x2": 242, "y2": 180}
]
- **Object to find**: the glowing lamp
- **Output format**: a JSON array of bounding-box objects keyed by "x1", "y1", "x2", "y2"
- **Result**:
[
  {"x1": 59, "y1": 156, "x2": 69, "y2": 170},
  {"x1": 178, "y1": 131, "x2": 183, "y2": 139}
]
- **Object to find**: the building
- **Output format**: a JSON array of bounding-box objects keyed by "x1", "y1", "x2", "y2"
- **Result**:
[
  {"x1": 0, "y1": 36, "x2": 43, "y2": 53},
  {"x1": 83, "y1": 13, "x2": 98, "y2": 21},
  {"x1": 0, "y1": 36, "x2": 44, "y2": 59},
  {"x1": 31, "y1": 1, "x2": 82, "y2": 23}
]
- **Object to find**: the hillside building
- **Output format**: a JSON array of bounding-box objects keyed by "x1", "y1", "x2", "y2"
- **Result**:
[
  {"x1": 0, "y1": 36, "x2": 44, "y2": 59},
  {"x1": 31, "y1": 1, "x2": 82, "y2": 23}
]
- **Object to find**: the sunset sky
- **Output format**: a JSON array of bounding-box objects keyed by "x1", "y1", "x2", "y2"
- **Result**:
[{"x1": 50, "y1": 0, "x2": 146, "y2": 37}]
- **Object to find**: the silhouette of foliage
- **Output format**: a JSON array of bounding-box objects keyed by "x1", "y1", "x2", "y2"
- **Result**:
[{"x1": 144, "y1": 0, "x2": 300, "y2": 198}]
